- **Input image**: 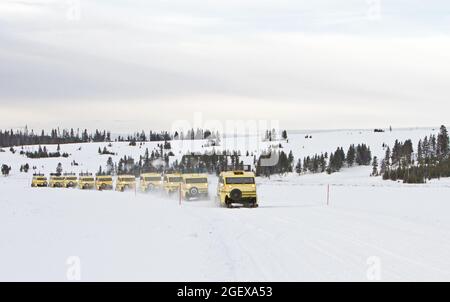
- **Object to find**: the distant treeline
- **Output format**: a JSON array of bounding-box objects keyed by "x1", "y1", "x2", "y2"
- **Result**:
[
  {"x1": 98, "y1": 148, "x2": 246, "y2": 176},
  {"x1": 1, "y1": 127, "x2": 220, "y2": 148},
  {"x1": 0, "y1": 127, "x2": 111, "y2": 147},
  {"x1": 293, "y1": 144, "x2": 372, "y2": 176},
  {"x1": 381, "y1": 125, "x2": 449, "y2": 183},
  {"x1": 117, "y1": 129, "x2": 220, "y2": 143}
]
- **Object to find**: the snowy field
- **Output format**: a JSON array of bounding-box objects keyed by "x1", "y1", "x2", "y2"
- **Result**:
[{"x1": 1, "y1": 128, "x2": 450, "y2": 281}]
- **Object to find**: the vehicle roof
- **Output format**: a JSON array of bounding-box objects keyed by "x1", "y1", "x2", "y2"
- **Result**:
[
  {"x1": 164, "y1": 173, "x2": 181, "y2": 177},
  {"x1": 118, "y1": 175, "x2": 136, "y2": 178},
  {"x1": 220, "y1": 171, "x2": 255, "y2": 177},
  {"x1": 141, "y1": 173, "x2": 161, "y2": 176},
  {"x1": 33, "y1": 175, "x2": 47, "y2": 178},
  {"x1": 182, "y1": 173, "x2": 208, "y2": 178},
  {"x1": 79, "y1": 176, "x2": 95, "y2": 179},
  {"x1": 96, "y1": 175, "x2": 113, "y2": 178}
]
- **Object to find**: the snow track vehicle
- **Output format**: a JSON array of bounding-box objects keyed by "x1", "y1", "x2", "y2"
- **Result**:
[
  {"x1": 163, "y1": 173, "x2": 182, "y2": 194},
  {"x1": 63, "y1": 173, "x2": 78, "y2": 188},
  {"x1": 78, "y1": 173, "x2": 95, "y2": 190},
  {"x1": 49, "y1": 174, "x2": 65, "y2": 188},
  {"x1": 95, "y1": 175, "x2": 113, "y2": 190},
  {"x1": 181, "y1": 173, "x2": 209, "y2": 200},
  {"x1": 140, "y1": 173, "x2": 162, "y2": 192},
  {"x1": 115, "y1": 175, "x2": 136, "y2": 192},
  {"x1": 217, "y1": 171, "x2": 258, "y2": 208},
  {"x1": 31, "y1": 174, "x2": 48, "y2": 187}
]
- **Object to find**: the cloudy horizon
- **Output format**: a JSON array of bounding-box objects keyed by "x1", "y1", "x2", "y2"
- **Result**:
[{"x1": 1, "y1": 0, "x2": 450, "y2": 132}]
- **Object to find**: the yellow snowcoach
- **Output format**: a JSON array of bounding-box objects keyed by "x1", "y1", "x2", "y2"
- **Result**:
[
  {"x1": 217, "y1": 171, "x2": 258, "y2": 208},
  {"x1": 115, "y1": 175, "x2": 136, "y2": 192},
  {"x1": 78, "y1": 173, "x2": 95, "y2": 190},
  {"x1": 181, "y1": 173, "x2": 209, "y2": 200},
  {"x1": 63, "y1": 173, "x2": 78, "y2": 188},
  {"x1": 49, "y1": 174, "x2": 65, "y2": 188},
  {"x1": 140, "y1": 173, "x2": 162, "y2": 192},
  {"x1": 95, "y1": 175, "x2": 113, "y2": 190},
  {"x1": 163, "y1": 173, "x2": 183, "y2": 194},
  {"x1": 31, "y1": 174, "x2": 48, "y2": 187}
]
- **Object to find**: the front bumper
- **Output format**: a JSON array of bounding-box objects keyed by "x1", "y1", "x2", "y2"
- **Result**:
[
  {"x1": 165, "y1": 186, "x2": 180, "y2": 193},
  {"x1": 34, "y1": 183, "x2": 48, "y2": 187},
  {"x1": 80, "y1": 183, "x2": 95, "y2": 189},
  {"x1": 97, "y1": 184, "x2": 113, "y2": 190}
]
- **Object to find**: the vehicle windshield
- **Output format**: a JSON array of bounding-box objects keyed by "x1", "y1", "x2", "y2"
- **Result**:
[
  {"x1": 144, "y1": 177, "x2": 161, "y2": 181},
  {"x1": 35, "y1": 177, "x2": 46, "y2": 180},
  {"x1": 225, "y1": 177, "x2": 255, "y2": 185},
  {"x1": 66, "y1": 177, "x2": 77, "y2": 180},
  {"x1": 185, "y1": 178, "x2": 208, "y2": 184},
  {"x1": 169, "y1": 177, "x2": 182, "y2": 183},
  {"x1": 82, "y1": 178, "x2": 94, "y2": 181},
  {"x1": 120, "y1": 177, "x2": 135, "y2": 182},
  {"x1": 97, "y1": 177, "x2": 112, "y2": 181},
  {"x1": 52, "y1": 177, "x2": 64, "y2": 180}
]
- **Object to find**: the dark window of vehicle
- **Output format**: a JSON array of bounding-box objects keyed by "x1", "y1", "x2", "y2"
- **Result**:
[
  {"x1": 169, "y1": 177, "x2": 182, "y2": 182},
  {"x1": 225, "y1": 177, "x2": 255, "y2": 184},
  {"x1": 98, "y1": 177, "x2": 112, "y2": 181},
  {"x1": 185, "y1": 178, "x2": 207, "y2": 184},
  {"x1": 145, "y1": 177, "x2": 161, "y2": 181}
]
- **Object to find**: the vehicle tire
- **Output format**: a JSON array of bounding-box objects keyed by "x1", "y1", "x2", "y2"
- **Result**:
[
  {"x1": 229, "y1": 189, "x2": 242, "y2": 201},
  {"x1": 148, "y1": 184, "x2": 155, "y2": 191},
  {"x1": 189, "y1": 187, "x2": 199, "y2": 197}
]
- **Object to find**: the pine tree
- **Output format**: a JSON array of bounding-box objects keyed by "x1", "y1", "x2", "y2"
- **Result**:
[
  {"x1": 346, "y1": 145, "x2": 356, "y2": 166},
  {"x1": 437, "y1": 125, "x2": 449, "y2": 159},
  {"x1": 295, "y1": 159, "x2": 302, "y2": 175},
  {"x1": 371, "y1": 156, "x2": 379, "y2": 176}
]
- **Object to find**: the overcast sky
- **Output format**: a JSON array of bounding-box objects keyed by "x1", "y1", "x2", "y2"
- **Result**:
[{"x1": 1, "y1": 0, "x2": 450, "y2": 132}]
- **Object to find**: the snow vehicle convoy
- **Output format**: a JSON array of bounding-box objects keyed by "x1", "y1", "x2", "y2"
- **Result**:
[{"x1": 29, "y1": 170, "x2": 259, "y2": 208}]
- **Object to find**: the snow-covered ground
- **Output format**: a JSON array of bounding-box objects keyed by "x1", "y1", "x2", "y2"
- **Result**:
[{"x1": 1, "y1": 128, "x2": 450, "y2": 281}]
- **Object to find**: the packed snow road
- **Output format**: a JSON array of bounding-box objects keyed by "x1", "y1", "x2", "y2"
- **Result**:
[{"x1": 1, "y1": 170, "x2": 450, "y2": 281}]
